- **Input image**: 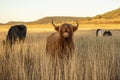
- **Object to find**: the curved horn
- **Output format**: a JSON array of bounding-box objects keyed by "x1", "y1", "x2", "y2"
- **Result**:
[
  {"x1": 74, "y1": 21, "x2": 79, "y2": 27},
  {"x1": 51, "y1": 20, "x2": 58, "y2": 27},
  {"x1": 73, "y1": 21, "x2": 79, "y2": 32},
  {"x1": 51, "y1": 20, "x2": 59, "y2": 31}
]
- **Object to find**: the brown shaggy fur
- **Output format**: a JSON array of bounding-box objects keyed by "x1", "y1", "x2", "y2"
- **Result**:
[{"x1": 46, "y1": 21, "x2": 78, "y2": 59}]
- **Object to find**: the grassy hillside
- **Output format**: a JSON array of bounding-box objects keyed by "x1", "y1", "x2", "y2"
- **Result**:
[
  {"x1": 94, "y1": 8, "x2": 120, "y2": 19},
  {"x1": 82, "y1": 8, "x2": 120, "y2": 24}
]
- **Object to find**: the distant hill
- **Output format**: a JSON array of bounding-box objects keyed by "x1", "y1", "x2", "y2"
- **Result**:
[
  {"x1": 29, "y1": 16, "x2": 84, "y2": 24},
  {"x1": 94, "y1": 8, "x2": 120, "y2": 19},
  {"x1": 4, "y1": 16, "x2": 84, "y2": 25},
  {"x1": 6, "y1": 21, "x2": 26, "y2": 25},
  {"x1": 1, "y1": 8, "x2": 120, "y2": 25},
  {"x1": 0, "y1": 23, "x2": 3, "y2": 25}
]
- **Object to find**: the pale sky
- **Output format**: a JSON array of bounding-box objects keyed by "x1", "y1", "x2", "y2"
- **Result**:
[{"x1": 0, "y1": 0, "x2": 120, "y2": 23}]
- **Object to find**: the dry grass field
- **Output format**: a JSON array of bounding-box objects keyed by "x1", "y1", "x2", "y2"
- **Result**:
[
  {"x1": 0, "y1": 24, "x2": 120, "y2": 80},
  {"x1": 0, "y1": 24, "x2": 120, "y2": 32}
]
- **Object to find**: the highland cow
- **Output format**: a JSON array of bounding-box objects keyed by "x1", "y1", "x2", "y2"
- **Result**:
[{"x1": 46, "y1": 20, "x2": 79, "y2": 59}]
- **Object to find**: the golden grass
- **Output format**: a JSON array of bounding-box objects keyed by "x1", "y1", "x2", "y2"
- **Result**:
[
  {"x1": 0, "y1": 24, "x2": 120, "y2": 33},
  {"x1": 0, "y1": 29, "x2": 120, "y2": 80}
]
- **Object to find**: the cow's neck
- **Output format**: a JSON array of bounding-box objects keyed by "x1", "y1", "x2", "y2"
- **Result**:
[
  {"x1": 58, "y1": 37, "x2": 74, "y2": 56},
  {"x1": 59, "y1": 37, "x2": 73, "y2": 48}
]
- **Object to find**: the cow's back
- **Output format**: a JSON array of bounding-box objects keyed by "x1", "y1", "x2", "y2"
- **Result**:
[{"x1": 16, "y1": 25, "x2": 27, "y2": 41}]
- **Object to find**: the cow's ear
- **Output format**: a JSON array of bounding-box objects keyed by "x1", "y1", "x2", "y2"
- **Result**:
[
  {"x1": 55, "y1": 27, "x2": 59, "y2": 31},
  {"x1": 73, "y1": 27, "x2": 78, "y2": 32}
]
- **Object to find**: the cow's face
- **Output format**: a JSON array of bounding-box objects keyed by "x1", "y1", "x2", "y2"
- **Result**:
[
  {"x1": 60, "y1": 24, "x2": 71, "y2": 39},
  {"x1": 52, "y1": 20, "x2": 79, "y2": 39},
  {"x1": 59, "y1": 24, "x2": 77, "y2": 39}
]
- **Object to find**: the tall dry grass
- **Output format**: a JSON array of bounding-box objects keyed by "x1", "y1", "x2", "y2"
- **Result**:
[{"x1": 0, "y1": 30, "x2": 120, "y2": 80}]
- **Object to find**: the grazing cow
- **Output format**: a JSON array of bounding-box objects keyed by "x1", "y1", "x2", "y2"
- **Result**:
[
  {"x1": 4, "y1": 24, "x2": 27, "y2": 47},
  {"x1": 46, "y1": 20, "x2": 79, "y2": 59},
  {"x1": 103, "y1": 30, "x2": 112, "y2": 36},
  {"x1": 96, "y1": 29, "x2": 112, "y2": 37}
]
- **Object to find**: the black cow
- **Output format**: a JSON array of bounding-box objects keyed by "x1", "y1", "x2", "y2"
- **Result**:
[{"x1": 4, "y1": 24, "x2": 27, "y2": 46}]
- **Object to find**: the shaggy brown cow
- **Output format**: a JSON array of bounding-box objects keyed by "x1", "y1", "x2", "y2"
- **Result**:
[{"x1": 46, "y1": 20, "x2": 79, "y2": 59}]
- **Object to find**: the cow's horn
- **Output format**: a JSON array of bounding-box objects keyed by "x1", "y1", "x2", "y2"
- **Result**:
[
  {"x1": 74, "y1": 21, "x2": 79, "y2": 27},
  {"x1": 51, "y1": 20, "x2": 59, "y2": 27}
]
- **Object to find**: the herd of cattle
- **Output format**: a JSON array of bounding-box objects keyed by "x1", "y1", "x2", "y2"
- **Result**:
[{"x1": 2, "y1": 21, "x2": 112, "y2": 59}]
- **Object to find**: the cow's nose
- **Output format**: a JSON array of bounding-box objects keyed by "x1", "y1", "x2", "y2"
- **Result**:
[{"x1": 63, "y1": 32, "x2": 69, "y2": 38}]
